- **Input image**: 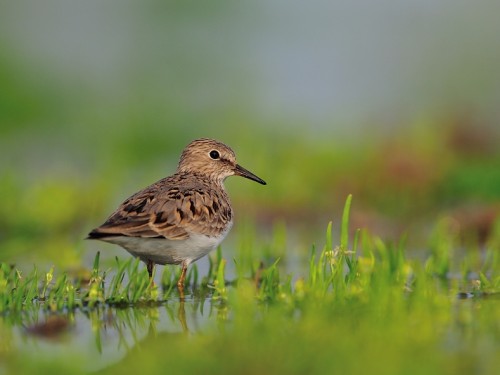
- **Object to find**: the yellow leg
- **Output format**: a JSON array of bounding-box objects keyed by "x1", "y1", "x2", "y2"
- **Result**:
[
  {"x1": 177, "y1": 262, "x2": 188, "y2": 288},
  {"x1": 177, "y1": 262, "x2": 188, "y2": 298}
]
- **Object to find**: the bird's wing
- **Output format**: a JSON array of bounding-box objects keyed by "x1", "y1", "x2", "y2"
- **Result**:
[{"x1": 88, "y1": 183, "x2": 232, "y2": 241}]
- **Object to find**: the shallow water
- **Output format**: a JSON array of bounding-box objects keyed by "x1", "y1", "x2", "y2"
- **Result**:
[
  {"x1": 2, "y1": 275, "x2": 499, "y2": 375},
  {"x1": 3, "y1": 279, "x2": 498, "y2": 372},
  {"x1": 2, "y1": 297, "x2": 221, "y2": 372}
]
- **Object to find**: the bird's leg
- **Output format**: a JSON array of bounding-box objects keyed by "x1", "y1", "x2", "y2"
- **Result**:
[
  {"x1": 177, "y1": 262, "x2": 188, "y2": 287},
  {"x1": 146, "y1": 259, "x2": 154, "y2": 279},
  {"x1": 177, "y1": 262, "x2": 188, "y2": 298}
]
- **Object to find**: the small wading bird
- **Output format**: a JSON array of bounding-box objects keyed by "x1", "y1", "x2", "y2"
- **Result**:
[{"x1": 87, "y1": 138, "x2": 266, "y2": 292}]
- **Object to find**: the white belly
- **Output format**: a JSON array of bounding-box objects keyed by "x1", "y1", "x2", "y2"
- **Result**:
[{"x1": 101, "y1": 223, "x2": 232, "y2": 266}]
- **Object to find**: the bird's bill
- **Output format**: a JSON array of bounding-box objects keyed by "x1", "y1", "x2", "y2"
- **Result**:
[{"x1": 234, "y1": 164, "x2": 267, "y2": 185}]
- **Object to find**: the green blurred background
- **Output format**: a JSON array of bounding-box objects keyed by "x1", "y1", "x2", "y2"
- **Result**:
[{"x1": 1, "y1": 1, "x2": 499, "y2": 268}]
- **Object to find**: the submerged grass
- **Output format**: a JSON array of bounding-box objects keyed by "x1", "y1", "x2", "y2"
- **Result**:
[{"x1": 1, "y1": 195, "x2": 499, "y2": 374}]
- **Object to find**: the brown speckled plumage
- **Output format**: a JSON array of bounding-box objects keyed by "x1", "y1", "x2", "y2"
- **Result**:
[{"x1": 90, "y1": 173, "x2": 233, "y2": 240}]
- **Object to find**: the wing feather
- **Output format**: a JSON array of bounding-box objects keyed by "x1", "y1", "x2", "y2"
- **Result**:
[{"x1": 87, "y1": 175, "x2": 232, "y2": 242}]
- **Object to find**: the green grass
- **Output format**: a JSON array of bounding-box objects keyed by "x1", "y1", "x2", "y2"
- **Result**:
[{"x1": 1, "y1": 196, "x2": 499, "y2": 374}]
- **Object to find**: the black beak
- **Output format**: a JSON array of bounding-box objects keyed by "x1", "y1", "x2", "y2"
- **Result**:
[{"x1": 234, "y1": 164, "x2": 266, "y2": 185}]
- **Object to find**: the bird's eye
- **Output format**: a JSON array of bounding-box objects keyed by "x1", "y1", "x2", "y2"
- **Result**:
[{"x1": 209, "y1": 150, "x2": 220, "y2": 160}]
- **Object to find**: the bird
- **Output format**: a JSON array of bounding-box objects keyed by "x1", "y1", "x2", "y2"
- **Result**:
[{"x1": 87, "y1": 138, "x2": 266, "y2": 292}]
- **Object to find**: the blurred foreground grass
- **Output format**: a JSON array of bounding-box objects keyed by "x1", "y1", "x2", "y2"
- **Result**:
[{"x1": 1, "y1": 197, "x2": 499, "y2": 374}]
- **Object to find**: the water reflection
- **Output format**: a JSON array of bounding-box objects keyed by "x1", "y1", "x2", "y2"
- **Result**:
[{"x1": 1, "y1": 296, "x2": 223, "y2": 372}]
